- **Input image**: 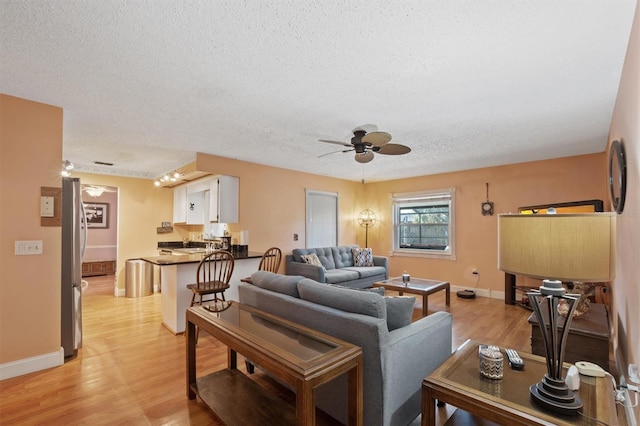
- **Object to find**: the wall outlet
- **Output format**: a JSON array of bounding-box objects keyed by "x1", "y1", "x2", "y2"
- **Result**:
[
  {"x1": 293, "y1": 233, "x2": 299, "y2": 241},
  {"x1": 15, "y1": 240, "x2": 43, "y2": 255}
]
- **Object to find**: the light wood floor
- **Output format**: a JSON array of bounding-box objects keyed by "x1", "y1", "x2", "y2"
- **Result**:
[{"x1": 0, "y1": 276, "x2": 531, "y2": 425}]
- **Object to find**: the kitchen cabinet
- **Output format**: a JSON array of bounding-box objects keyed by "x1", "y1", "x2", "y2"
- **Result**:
[
  {"x1": 174, "y1": 175, "x2": 238, "y2": 224},
  {"x1": 173, "y1": 186, "x2": 187, "y2": 223},
  {"x1": 174, "y1": 184, "x2": 206, "y2": 225},
  {"x1": 209, "y1": 175, "x2": 239, "y2": 223},
  {"x1": 186, "y1": 192, "x2": 205, "y2": 225}
]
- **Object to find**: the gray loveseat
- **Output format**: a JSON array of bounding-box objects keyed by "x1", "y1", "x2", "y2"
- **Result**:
[
  {"x1": 285, "y1": 245, "x2": 388, "y2": 289},
  {"x1": 239, "y1": 271, "x2": 453, "y2": 426}
]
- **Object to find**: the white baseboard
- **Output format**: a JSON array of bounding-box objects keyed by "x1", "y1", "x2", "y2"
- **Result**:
[{"x1": 0, "y1": 348, "x2": 64, "y2": 380}]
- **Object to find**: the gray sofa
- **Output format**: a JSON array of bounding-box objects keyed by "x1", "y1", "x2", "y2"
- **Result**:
[
  {"x1": 285, "y1": 245, "x2": 388, "y2": 289},
  {"x1": 238, "y1": 271, "x2": 453, "y2": 426}
]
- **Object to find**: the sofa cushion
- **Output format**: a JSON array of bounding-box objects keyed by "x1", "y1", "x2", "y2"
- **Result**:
[
  {"x1": 332, "y1": 246, "x2": 357, "y2": 268},
  {"x1": 292, "y1": 247, "x2": 336, "y2": 270},
  {"x1": 323, "y1": 268, "x2": 360, "y2": 284},
  {"x1": 342, "y1": 266, "x2": 387, "y2": 279},
  {"x1": 385, "y1": 296, "x2": 416, "y2": 331},
  {"x1": 352, "y1": 247, "x2": 374, "y2": 266},
  {"x1": 250, "y1": 270, "x2": 304, "y2": 298},
  {"x1": 297, "y1": 278, "x2": 386, "y2": 319}
]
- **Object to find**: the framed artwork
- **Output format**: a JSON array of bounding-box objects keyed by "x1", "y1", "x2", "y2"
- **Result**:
[
  {"x1": 518, "y1": 199, "x2": 603, "y2": 215},
  {"x1": 85, "y1": 202, "x2": 109, "y2": 228}
]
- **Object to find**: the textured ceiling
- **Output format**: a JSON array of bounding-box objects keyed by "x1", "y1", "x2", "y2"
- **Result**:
[{"x1": 0, "y1": 1, "x2": 636, "y2": 182}]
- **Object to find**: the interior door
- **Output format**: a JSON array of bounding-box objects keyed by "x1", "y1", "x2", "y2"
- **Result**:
[{"x1": 305, "y1": 189, "x2": 338, "y2": 247}]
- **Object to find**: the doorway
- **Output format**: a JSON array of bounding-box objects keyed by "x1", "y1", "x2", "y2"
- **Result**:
[
  {"x1": 81, "y1": 184, "x2": 118, "y2": 295},
  {"x1": 305, "y1": 189, "x2": 338, "y2": 247}
]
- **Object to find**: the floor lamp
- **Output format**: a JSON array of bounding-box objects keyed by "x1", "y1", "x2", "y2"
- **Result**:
[
  {"x1": 358, "y1": 209, "x2": 376, "y2": 248},
  {"x1": 498, "y1": 213, "x2": 616, "y2": 416}
]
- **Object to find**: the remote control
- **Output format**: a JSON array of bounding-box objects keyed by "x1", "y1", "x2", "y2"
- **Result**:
[{"x1": 505, "y1": 349, "x2": 525, "y2": 370}]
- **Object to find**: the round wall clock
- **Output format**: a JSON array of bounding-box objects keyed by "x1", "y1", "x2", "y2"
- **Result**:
[
  {"x1": 608, "y1": 139, "x2": 627, "y2": 214},
  {"x1": 481, "y1": 201, "x2": 494, "y2": 216}
]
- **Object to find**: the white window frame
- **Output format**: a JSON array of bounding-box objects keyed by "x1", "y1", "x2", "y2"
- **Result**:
[{"x1": 390, "y1": 187, "x2": 456, "y2": 260}]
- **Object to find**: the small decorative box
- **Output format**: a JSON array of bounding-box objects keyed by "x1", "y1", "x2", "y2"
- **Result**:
[{"x1": 479, "y1": 345, "x2": 503, "y2": 380}]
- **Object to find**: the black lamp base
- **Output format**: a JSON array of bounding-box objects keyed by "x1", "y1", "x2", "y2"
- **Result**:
[{"x1": 530, "y1": 376, "x2": 582, "y2": 416}]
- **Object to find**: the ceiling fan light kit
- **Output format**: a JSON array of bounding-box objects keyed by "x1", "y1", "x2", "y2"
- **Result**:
[{"x1": 319, "y1": 125, "x2": 411, "y2": 164}]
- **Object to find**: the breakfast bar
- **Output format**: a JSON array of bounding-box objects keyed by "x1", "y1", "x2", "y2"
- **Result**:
[{"x1": 142, "y1": 251, "x2": 263, "y2": 334}]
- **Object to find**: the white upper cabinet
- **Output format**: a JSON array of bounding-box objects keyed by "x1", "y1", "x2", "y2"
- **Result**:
[
  {"x1": 173, "y1": 186, "x2": 187, "y2": 223},
  {"x1": 186, "y1": 191, "x2": 205, "y2": 225},
  {"x1": 173, "y1": 175, "x2": 238, "y2": 224},
  {"x1": 209, "y1": 175, "x2": 239, "y2": 223}
]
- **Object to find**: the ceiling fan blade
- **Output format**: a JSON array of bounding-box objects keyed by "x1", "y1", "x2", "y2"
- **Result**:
[
  {"x1": 377, "y1": 143, "x2": 411, "y2": 155},
  {"x1": 319, "y1": 148, "x2": 353, "y2": 158},
  {"x1": 361, "y1": 131, "x2": 392, "y2": 147},
  {"x1": 319, "y1": 139, "x2": 352, "y2": 147},
  {"x1": 355, "y1": 151, "x2": 374, "y2": 163}
]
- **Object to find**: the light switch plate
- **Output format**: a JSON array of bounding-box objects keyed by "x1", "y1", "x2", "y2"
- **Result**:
[
  {"x1": 40, "y1": 196, "x2": 54, "y2": 217},
  {"x1": 15, "y1": 240, "x2": 44, "y2": 255}
]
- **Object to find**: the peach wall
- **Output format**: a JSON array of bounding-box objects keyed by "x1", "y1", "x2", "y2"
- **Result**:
[
  {"x1": 609, "y1": 0, "x2": 639, "y2": 368},
  {"x1": 363, "y1": 154, "x2": 607, "y2": 296},
  {"x1": 0, "y1": 95, "x2": 63, "y2": 363}
]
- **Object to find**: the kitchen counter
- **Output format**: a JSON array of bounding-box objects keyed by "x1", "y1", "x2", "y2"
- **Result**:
[
  {"x1": 142, "y1": 251, "x2": 264, "y2": 334},
  {"x1": 142, "y1": 251, "x2": 263, "y2": 265}
]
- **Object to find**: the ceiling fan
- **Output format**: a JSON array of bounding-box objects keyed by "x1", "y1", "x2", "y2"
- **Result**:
[
  {"x1": 319, "y1": 124, "x2": 411, "y2": 163},
  {"x1": 83, "y1": 185, "x2": 117, "y2": 198}
]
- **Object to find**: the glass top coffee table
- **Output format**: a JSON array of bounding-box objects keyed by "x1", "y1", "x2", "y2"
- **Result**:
[
  {"x1": 186, "y1": 301, "x2": 363, "y2": 425},
  {"x1": 373, "y1": 277, "x2": 450, "y2": 316},
  {"x1": 422, "y1": 340, "x2": 618, "y2": 425}
]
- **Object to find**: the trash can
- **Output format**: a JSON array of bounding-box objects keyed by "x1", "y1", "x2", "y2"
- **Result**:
[
  {"x1": 125, "y1": 259, "x2": 153, "y2": 297},
  {"x1": 150, "y1": 263, "x2": 161, "y2": 293}
]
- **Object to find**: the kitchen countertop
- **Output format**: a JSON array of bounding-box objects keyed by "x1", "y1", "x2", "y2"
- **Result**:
[{"x1": 142, "y1": 251, "x2": 263, "y2": 265}]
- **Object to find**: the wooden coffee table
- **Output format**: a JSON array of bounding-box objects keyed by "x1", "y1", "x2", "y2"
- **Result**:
[
  {"x1": 373, "y1": 277, "x2": 450, "y2": 316},
  {"x1": 422, "y1": 340, "x2": 618, "y2": 425}
]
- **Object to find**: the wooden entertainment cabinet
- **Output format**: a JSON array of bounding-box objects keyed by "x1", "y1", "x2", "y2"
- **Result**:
[
  {"x1": 82, "y1": 260, "x2": 116, "y2": 277},
  {"x1": 528, "y1": 302, "x2": 611, "y2": 369}
]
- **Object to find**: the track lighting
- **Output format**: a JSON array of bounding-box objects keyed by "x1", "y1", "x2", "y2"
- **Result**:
[
  {"x1": 61, "y1": 160, "x2": 74, "y2": 176},
  {"x1": 154, "y1": 170, "x2": 184, "y2": 186}
]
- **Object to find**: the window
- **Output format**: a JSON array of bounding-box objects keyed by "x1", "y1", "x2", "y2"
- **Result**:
[{"x1": 391, "y1": 188, "x2": 455, "y2": 259}]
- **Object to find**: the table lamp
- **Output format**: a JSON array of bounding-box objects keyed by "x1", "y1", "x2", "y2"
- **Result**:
[{"x1": 498, "y1": 213, "x2": 616, "y2": 416}]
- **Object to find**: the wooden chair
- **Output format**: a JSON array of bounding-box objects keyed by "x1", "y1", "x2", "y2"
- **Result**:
[
  {"x1": 258, "y1": 247, "x2": 282, "y2": 273},
  {"x1": 187, "y1": 250, "x2": 234, "y2": 342},
  {"x1": 244, "y1": 246, "x2": 282, "y2": 374}
]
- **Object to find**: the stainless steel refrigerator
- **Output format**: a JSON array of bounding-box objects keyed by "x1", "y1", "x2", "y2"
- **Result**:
[{"x1": 61, "y1": 177, "x2": 87, "y2": 359}]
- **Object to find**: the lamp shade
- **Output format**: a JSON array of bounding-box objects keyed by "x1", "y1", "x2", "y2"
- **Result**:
[
  {"x1": 498, "y1": 213, "x2": 616, "y2": 282},
  {"x1": 358, "y1": 209, "x2": 376, "y2": 228}
]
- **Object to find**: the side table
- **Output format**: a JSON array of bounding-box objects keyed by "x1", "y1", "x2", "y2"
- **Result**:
[
  {"x1": 422, "y1": 340, "x2": 618, "y2": 425},
  {"x1": 528, "y1": 302, "x2": 610, "y2": 370}
]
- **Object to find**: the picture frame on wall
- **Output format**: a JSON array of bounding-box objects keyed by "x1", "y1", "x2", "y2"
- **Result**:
[{"x1": 85, "y1": 202, "x2": 109, "y2": 228}]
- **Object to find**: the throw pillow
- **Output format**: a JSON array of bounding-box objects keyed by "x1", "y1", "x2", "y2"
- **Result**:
[
  {"x1": 352, "y1": 247, "x2": 374, "y2": 267},
  {"x1": 297, "y1": 279, "x2": 386, "y2": 319},
  {"x1": 250, "y1": 271, "x2": 304, "y2": 298},
  {"x1": 385, "y1": 296, "x2": 416, "y2": 331},
  {"x1": 300, "y1": 253, "x2": 326, "y2": 271}
]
